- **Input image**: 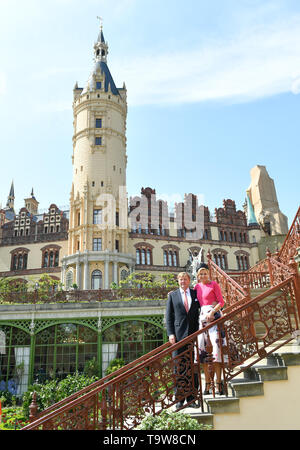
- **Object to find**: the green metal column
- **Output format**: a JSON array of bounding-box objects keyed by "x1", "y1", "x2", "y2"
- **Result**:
[
  {"x1": 28, "y1": 334, "x2": 36, "y2": 386},
  {"x1": 98, "y1": 331, "x2": 102, "y2": 378}
]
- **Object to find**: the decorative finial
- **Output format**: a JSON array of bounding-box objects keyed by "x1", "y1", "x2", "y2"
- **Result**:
[{"x1": 97, "y1": 16, "x2": 103, "y2": 30}]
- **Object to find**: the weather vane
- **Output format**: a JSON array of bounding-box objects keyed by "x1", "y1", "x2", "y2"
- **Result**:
[{"x1": 97, "y1": 16, "x2": 103, "y2": 30}]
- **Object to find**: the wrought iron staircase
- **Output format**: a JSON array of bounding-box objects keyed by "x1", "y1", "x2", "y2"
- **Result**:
[{"x1": 21, "y1": 207, "x2": 300, "y2": 430}]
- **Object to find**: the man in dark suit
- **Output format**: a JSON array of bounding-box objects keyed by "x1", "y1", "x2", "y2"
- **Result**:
[{"x1": 166, "y1": 272, "x2": 200, "y2": 409}]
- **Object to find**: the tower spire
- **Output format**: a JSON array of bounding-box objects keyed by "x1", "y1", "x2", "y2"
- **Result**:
[
  {"x1": 6, "y1": 180, "x2": 15, "y2": 210},
  {"x1": 94, "y1": 17, "x2": 108, "y2": 62}
]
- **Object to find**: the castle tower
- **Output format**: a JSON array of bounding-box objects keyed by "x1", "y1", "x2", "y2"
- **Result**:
[
  {"x1": 62, "y1": 23, "x2": 135, "y2": 290},
  {"x1": 24, "y1": 188, "x2": 39, "y2": 215}
]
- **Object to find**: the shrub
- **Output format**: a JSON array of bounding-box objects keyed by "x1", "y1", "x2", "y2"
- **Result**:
[
  {"x1": 0, "y1": 390, "x2": 17, "y2": 407},
  {"x1": 136, "y1": 409, "x2": 212, "y2": 430},
  {"x1": 83, "y1": 357, "x2": 99, "y2": 377},
  {"x1": 105, "y1": 358, "x2": 125, "y2": 376},
  {"x1": 22, "y1": 372, "x2": 98, "y2": 418}
]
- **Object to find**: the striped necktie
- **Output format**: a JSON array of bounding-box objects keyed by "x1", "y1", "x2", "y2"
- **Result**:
[{"x1": 184, "y1": 290, "x2": 189, "y2": 313}]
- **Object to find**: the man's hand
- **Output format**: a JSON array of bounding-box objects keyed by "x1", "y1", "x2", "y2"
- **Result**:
[{"x1": 169, "y1": 335, "x2": 176, "y2": 344}]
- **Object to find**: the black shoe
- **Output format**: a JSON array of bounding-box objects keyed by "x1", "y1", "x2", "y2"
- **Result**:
[
  {"x1": 175, "y1": 402, "x2": 184, "y2": 410},
  {"x1": 187, "y1": 402, "x2": 198, "y2": 409},
  {"x1": 216, "y1": 382, "x2": 224, "y2": 395},
  {"x1": 204, "y1": 383, "x2": 211, "y2": 395}
]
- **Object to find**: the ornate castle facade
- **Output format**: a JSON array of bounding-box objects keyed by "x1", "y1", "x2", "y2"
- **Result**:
[{"x1": 0, "y1": 26, "x2": 288, "y2": 291}]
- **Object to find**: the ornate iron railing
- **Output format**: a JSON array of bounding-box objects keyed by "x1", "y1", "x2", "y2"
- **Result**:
[
  {"x1": 21, "y1": 207, "x2": 300, "y2": 430},
  {"x1": 206, "y1": 251, "x2": 249, "y2": 307},
  {"x1": 279, "y1": 206, "x2": 300, "y2": 266},
  {"x1": 241, "y1": 206, "x2": 300, "y2": 288},
  {"x1": 227, "y1": 271, "x2": 270, "y2": 290},
  {"x1": 22, "y1": 273, "x2": 300, "y2": 430},
  {"x1": 0, "y1": 287, "x2": 171, "y2": 304}
]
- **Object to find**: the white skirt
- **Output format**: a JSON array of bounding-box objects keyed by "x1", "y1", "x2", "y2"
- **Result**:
[{"x1": 197, "y1": 305, "x2": 226, "y2": 364}]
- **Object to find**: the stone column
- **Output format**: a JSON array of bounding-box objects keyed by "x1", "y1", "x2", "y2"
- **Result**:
[
  {"x1": 76, "y1": 260, "x2": 81, "y2": 289},
  {"x1": 104, "y1": 260, "x2": 109, "y2": 289},
  {"x1": 113, "y1": 262, "x2": 118, "y2": 284},
  {"x1": 84, "y1": 258, "x2": 89, "y2": 290},
  {"x1": 61, "y1": 261, "x2": 66, "y2": 287}
]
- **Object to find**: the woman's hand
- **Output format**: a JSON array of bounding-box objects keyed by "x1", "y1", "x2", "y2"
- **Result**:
[{"x1": 205, "y1": 310, "x2": 216, "y2": 322}]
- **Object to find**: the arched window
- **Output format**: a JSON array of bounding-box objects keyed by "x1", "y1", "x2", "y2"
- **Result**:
[
  {"x1": 91, "y1": 270, "x2": 102, "y2": 290},
  {"x1": 212, "y1": 249, "x2": 228, "y2": 270},
  {"x1": 41, "y1": 245, "x2": 61, "y2": 268},
  {"x1": 235, "y1": 251, "x2": 250, "y2": 271},
  {"x1": 10, "y1": 248, "x2": 29, "y2": 271},
  {"x1": 135, "y1": 243, "x2": 153, "y2": 266},
  {"x1": 162, "y1": 245, "x2": 180, "y2": 267}
]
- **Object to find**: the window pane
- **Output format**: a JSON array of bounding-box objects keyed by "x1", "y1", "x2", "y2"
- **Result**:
[
  {"x1": 93, "y1": 238, "x2": 102, "y2": 251},
  {"x1": 93, "y1": 209, "x2": 102, "y2": 224},
  {"x1": 173, "y1": 252, "x2": 177, "y2": 267},
  {"x1": 146, "y1": 249, "x2": 151, "y2": 265},
  {"x1": 136, "y1": 249, "x2": 140, "y2": 264},
  {"x1": 141, "y1": 249, "x2": 146, "y2": 264},
  {"x1": 91, "y1": 270, "x2": 102, "y2": 289},
  {"x1": 163, "y1": 251, "x2": 168, "y2": 266}
]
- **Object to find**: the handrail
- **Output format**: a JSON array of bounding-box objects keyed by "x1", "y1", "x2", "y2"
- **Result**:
[
  {"x1": 206, "y1": 252, "x2": 248, "y2": 308},
  {"x1": 278, "y1": 206, "x2": 300, "y2": 264},
  {"x1": 30, "y1": 341, "x2": 171, "y2": 421}
]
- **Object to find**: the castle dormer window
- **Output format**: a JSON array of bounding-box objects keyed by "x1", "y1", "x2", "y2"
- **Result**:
[
  {"x1": 96, "y1": 82, "x2": 102, "y2": 90},
  {"x1": 95, "y1": 137, "x2": 102, "y2": 146},
  {"x1": 96, "y1": 118, "x2": 102, "y2": 128}
]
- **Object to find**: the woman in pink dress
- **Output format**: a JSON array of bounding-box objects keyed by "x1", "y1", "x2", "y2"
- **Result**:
[{"x1": 194, "y1": 263, "x2": 225, "y2": 395}]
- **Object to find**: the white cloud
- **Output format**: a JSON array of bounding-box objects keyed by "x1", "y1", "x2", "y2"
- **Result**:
[{"x1": 114, "y1": 16, "x2": 300, "y2": 106}]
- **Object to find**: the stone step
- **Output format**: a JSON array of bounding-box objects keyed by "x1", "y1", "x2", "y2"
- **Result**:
[
  {"x1": 187, "y1": 345, "x2": 300, "y2": 428},
  {"x1": 244, "y1": 365, "x2": 288, "y2": 381},
  {"x1": 229, "y1": 380, "x2": 264, "y2": 397},
  {"x1": 273, "y1": 352, "x2": 300, "y2": 366},
  {"x1": 188, "y1": 412, "x2": 214, "y2": 428},
  {"x1": 204, "y1": 397, "x2": 240, "y2": 414}
]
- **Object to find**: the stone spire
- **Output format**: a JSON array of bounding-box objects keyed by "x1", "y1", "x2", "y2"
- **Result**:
[
  {"x1": 6, "y1": 180, "x2": 15, "y2": 210},
  {"x1": 93, "y1": 19, "x2": 108, "y2": 63},
  {"x1": 24, "y1": 188, "x2": 39, "y2": 215}
]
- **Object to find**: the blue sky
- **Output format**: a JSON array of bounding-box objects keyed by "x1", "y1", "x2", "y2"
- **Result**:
[{"x1": 0, "y1": 0, "x2": 299, "y2": 224}]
